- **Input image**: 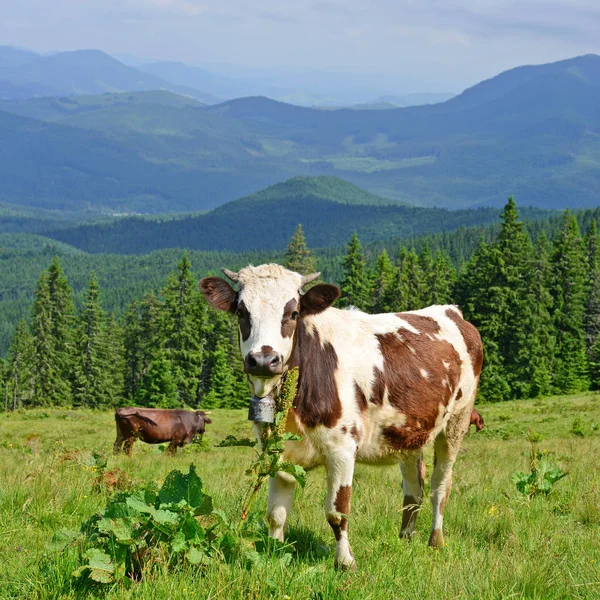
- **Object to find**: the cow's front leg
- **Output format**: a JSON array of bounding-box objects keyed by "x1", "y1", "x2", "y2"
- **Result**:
[
  {"x1": 325, "y1": 450, "x2": 356, "y2": 570},
  {"x1": 267, "y1": 471, "x2": 296, "y2": 542}
]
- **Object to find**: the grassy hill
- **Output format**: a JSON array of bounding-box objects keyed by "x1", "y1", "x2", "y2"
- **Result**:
[
  {"x1": 1, "y1": 54, "x2": 600, "y2": 211},
  {"x1": 38, "y1": 177, "x2": 549, "y2": 254}
]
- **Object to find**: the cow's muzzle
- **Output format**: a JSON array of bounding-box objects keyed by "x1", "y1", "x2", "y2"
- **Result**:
[{"x1": 244, "y1": 350, "x2": 284, "y2": 377}]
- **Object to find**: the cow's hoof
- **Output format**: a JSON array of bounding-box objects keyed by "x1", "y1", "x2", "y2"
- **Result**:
[
  {"x1": 334, "y1": 559, "x2": 357, "y2": 572},
  {"x1": 428, "y1": 529, "x2": 444, "y2": 548},
  {"x1": 399, "y1": 530, "x2": 415, "y2": 541}
]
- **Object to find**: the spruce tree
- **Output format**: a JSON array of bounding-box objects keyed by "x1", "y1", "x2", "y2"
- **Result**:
[
  {"x1": 46, "y1": 257, "x2": 75, "y2": 402},
  {"x1": 514, "y1": 234, "x2": 555, "y2": 398},
  {"x1": 30, "y1": 271, "x2": 70, "y2": 406},
  {"x1": 122, "y1": 300, "x2": 143, "y2": 401},
  {"x1": 456, "y1": 239, "x2": 511, "y2": 401},
  {"x1": 283, "y1": 224, "x2": 317, "y2": 275},
  {"x1": 161, "y1": 255, "x2": 205, "y2": 406},
  {"x1": 339, "y1": 233, "x2": 372, "y2": 311},
  {"x1": 135, "y1": 351, "x2": 180, "y2": 408},
  {"x1": 584, "y1": 220, "x2": 600, "y2": 387},
  {"x1": 73, "y1": 273, "x2": 114, "y2": 408},
  {"x1": 552, "y1": 211, "x2": 590, "y2": 393},
  {"x1": 429, "y1": 250, "x2": 456, "y2": 305},
  {"x1": 105, "y1": 313, "x2": 125, "y2": 406},
  {"x1": 6, "y1": 320, "x2": 33, "y2": 410},
  {"x1": 404, "y1": 249, "x2": 427, "y2": 311},
  {"x1": 389, "y1": 247, "x2": 410, "y2": 312},
  {"x1": 372, "y1": 250, "x2": 396, "y2": 313}
]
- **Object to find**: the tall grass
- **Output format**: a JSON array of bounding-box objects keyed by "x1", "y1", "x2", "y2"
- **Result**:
[{"x1": 1, "y1": 396, "x2": 599, "y2": 599}]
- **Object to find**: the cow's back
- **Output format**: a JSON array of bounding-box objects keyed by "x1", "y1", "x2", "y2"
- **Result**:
[{"x1": 291, "y1": 304, "x2": 482, "y2": 464}]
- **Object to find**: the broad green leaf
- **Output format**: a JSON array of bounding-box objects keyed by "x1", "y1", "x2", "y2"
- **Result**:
[
  {"x1": 278, "y1": 461, "x2": 307, "y2": 487},
  {"x1": 47, "y1": 528, "x2": 81, "y2": 552},
  {"x1": 152, "y1": 509, "x2": 181, "y2": 525},
  {"x1": 171, "y1": 530, "x2": 187, "y2": 553},
  {"x1": 186, "y1": 546, "x2": 206, "y2": 565},
  {"x1": 126, "y1": 491, "x2": 155, "y2": 515},
  {"x1": 85, "y1": 548, "x2": 114, "y2": 583},
  {"x1": 158, "y1": 465, "x2": 204, "y2": 509}
]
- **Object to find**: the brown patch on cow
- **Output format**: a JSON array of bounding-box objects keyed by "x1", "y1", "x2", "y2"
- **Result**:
[
  {"x1": 334, "y1": 485, "x2": 352, "y2": 533},
  {"x1": 327, "y1": 517, "x2": 342, "y2": 541},
  {"x1": 374, "y1": 330, "x2": 461, "y2": 450},
  {"x1": 199, "y1": 277, "x2": 237, "y2": 313},
  {"x1": 445, "y1": 308, "x2": 483, "y2": 375},
  {"x1": 281, "y1": 298, "x2": 299, "y2": 338},
  {"x1": 350, "y1": 424, "x2": 361, "y2": 443},
  {"x1": 397, "y1": 313, "x2": 441, "y2": 335},
  {"x1": 428, "y1": 529, "x2": 444, "y2": 548},
  {"x1": 355, "y1": 382, "x2": 368, "y2": 412},
  {"x1": 341, "y1": 426, "x2": 347, "y2": 434},
  {"x1": 400, "y1": 495, "x2": 421, "y2": 534},
  {"x1": 293, "y1": 322, "x2": 342, "y2": 428},
  {"x1": 456, "y1": 388, "x2": 463, "y2": 401},
  {"x1": 236, "y1": 300, "x2": 251, "y2": 341}
]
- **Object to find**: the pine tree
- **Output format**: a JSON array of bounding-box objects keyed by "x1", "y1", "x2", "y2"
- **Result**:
[
  {"x1": 372, "y1": 250, "x2": 396, "y2": 313},
  {"x1": 404, "y1": 249, "x2": 427, "y2": 311},
  {"x1": 389, "y1": 247, "x2": 410, "y2": 312},
  {"x1": 429, "y1": 250, "x2": 456, "y2": 305},
  {"x1": 122, "y1": 300, "x2": 143, "y2": 401},
  {"x1": 6, "y1": 321, "x2": 33, "y2": 410},
  {"x1": 105, "y1": 313, "x2": 125, "y2": 406},
  {"x1": 456, "y1": 239, "x2": 511, "y2": 401},
  {"x1": 30, "y1": 271, "x2": 71, "y2": 406},
  {"x1": 584, "y1": 220, "x2": 600, "y2": 388},
  {"x1": 135, "y1": 351, "x2": 180, "y2": 408},
  {"x1": 161, "y1": 255, "x2": 205, "y2": 406},
  {"x1": 552, "y1": 211, "x2": 590, "y2": 393},
  {"x1": 283, "y1": 224, "x2": 317, "y2": 275},
  {"x1": 73, "y1": 273, "x2": 115, "y2": 408},
  {"x1": 339, "y1": 233, "x2": 372, "y2": 311},
  {"x1": 201, "y1": 310, "x2": 238, "y2": 408},
  {"x1": 514, "y1": 234, "x2": 555, "y2": 398},
  {"x1": 46, "y1": 257, "x2": 75, "y2": 402},
  {"x1": 418, "y1": 244, "x2": 434, "y2": 306}
]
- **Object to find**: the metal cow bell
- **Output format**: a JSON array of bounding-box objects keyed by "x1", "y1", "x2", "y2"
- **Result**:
[{"x1": 248, "y1": 395, "x2": 276, "y2": 423}]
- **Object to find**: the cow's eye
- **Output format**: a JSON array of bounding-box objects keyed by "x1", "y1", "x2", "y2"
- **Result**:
[{"x1": 291, "y1": 311, "x2": 299, "y2": 320}]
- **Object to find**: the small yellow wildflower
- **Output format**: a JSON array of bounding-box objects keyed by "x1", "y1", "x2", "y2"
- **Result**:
[{"x1": 488, "y1": 505, "x2": 498, "y2": 516}]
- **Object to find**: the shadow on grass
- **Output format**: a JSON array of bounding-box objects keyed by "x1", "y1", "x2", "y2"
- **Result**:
[{"x1": 285, "y1": 525, "x2": 331, "y2": 563}]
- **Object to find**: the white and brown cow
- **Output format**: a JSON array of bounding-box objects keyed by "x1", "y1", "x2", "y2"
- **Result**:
[{"x1": 200, "y1": 264, "x2": 482, "y2": 570}]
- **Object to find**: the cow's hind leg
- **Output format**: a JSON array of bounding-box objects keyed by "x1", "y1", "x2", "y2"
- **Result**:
[
  {"x1": 113, "y1": 428, "x2": 125, "y2": 454},
  {"x1": 325, "y1": 449, "x2": 356, "y2": 570},
  {"x1": 166, "y1": 441, "x2": 178, "y2": 456},
  {"x1": 399, "y1": 449, "x2": 424, "y2": 539},
  {"x1": 123, "y1": 438, "x2": 135, "y2": 456},
  {"x1": 267, "y1": 471, "x2": 296, "y2": 542},
  {"x1": 429, "y1": 409, "x2": 470, "y2": 548}
]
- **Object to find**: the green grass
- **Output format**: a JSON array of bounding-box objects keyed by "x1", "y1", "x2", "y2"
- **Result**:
[{"x1": 1, "y1": 394, "x2": 599, "y2": 599}]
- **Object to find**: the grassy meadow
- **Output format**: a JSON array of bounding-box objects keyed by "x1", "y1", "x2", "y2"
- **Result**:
[{"x1": 1, "y1": 394, "x2": 599, "y2": 599}]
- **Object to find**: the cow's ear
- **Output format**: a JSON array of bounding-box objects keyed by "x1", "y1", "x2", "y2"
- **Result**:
[
  {"x1": 199, "y1": 277, "x2": 237, "y2": 313},
  {"x1": 300, "y1": 283, "x2": 340, "y2": 315}
]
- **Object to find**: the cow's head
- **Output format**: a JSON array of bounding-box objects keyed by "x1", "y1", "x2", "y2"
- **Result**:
[
  {"x1": 194, "y1": 410, "x2": 212, "y2": 437},
  {"x1": 199, "y1": 264, "x2": 339, "y2": 398}
]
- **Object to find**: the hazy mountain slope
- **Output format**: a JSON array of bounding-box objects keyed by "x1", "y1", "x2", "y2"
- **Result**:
[
  {"x1": 0, "y1": 90, "x2": 203, "y2": 121},
  {"x1": 0, "y1": 49, "x2": 220, "y2": 103},
  {"x1": 1, "y1": 54, "x2": 600, "y2": 210}
]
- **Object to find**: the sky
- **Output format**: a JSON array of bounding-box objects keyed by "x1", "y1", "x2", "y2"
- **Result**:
[{"x1": 2, "y1": 0, "x2": 600, "y2": 92}]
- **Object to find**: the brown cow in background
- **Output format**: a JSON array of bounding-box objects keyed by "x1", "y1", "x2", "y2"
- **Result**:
[
  {"x1": 114, "y1": 408, "x2": 212, "y2": 456},
  {"x1": 470, "y1": 409, "x2": 485, "y2": 432}
]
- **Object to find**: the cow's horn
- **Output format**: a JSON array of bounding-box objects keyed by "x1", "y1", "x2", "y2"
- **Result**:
[
  {"x1": 221, "y1": 268, "x2": 240, "y2": 282},
  {"x1": 203, "y1": 411, "x2": 212, "y2": 415},
  {"x1": 301, "y1": 272, "x2": 320, "y2": 287}
]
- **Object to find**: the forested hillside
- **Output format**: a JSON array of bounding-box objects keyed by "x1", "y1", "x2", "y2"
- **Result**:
[
  {"x1": 2, "y1": 202, "x2": 600, "y2": 412},
  {"x1": 1, "y1": 54, "x2": 600, "y2": 212},
  {"x1": 41, "y1": 177, "x2": 549, "y2": 253}
]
